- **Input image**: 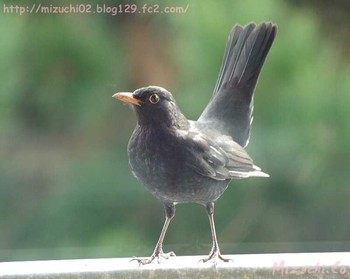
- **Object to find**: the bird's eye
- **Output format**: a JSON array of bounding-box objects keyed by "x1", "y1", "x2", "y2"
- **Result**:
[{"x1": 149, "y1": 93, "x2": 160, "y2": 104}]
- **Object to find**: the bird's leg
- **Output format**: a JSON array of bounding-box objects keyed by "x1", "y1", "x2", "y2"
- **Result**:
[
  {"x1": 200, "y1": 202, "x2": 232, "y2": 263},
  {"x1": 132, "y1": 203, "x2": 176, "y2": 265}
]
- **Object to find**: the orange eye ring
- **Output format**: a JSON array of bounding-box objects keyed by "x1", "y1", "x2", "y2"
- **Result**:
[{"x1": 149, "y1": 93, "x2": 160, "y2": 104}]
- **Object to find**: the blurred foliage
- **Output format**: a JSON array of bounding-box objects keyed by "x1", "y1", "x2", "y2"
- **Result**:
[{"x1": 1, "y1": 0, "x2": 350, "y2": 261}]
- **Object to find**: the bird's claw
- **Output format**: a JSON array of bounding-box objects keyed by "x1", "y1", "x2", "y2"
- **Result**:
[
  {"x1": 161, "y1": 251, "x2": 176, "y2": 259},
  {"x1": 131, "y1": 250, "x2": 176, "y2": 266},
  {"x1": 199, "y1": 249, "x2": 232, "y2": 264}
]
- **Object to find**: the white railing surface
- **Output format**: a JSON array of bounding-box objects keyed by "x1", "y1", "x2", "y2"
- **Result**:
[{"x1": 0, "y1": 252, "x2": 349, "y2": 278}]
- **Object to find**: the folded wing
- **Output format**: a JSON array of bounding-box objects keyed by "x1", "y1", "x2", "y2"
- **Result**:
[{"x1": 179, "y1": 129, "x2": 269, "y2": 181}]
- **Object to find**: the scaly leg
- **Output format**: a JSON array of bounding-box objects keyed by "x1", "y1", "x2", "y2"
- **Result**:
[
  {"x1": 132, "y1": 203, "x2": 176, "y2": 265},
  {"x1": 200, "y1": 202, "x2": 232, "y2": 263}
]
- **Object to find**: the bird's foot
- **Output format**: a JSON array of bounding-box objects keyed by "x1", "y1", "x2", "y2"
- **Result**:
[
  {"x1": 131, "y1": 249, "x2": 176, "y2": 266},
  {"x1": 199, "y1": 248, "x2": 232, "y2": 264}
]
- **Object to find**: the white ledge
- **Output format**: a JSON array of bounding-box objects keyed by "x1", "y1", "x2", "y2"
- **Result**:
[{"x1": 1, "y1": 252, "x2": 350, "y2": 278}]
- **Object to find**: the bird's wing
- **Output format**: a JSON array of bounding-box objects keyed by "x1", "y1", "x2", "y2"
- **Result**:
[
  {"x1": 198, "y1": 22, "x2": 277, "y2": 148},
  {"x1": 178, "y1": 129, "x2": 268, "y2": 181}
]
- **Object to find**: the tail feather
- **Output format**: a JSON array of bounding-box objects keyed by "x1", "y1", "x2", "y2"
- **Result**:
[
  {"x1": 237, "y1": 23, "x2": 275, "y2": 85},
  {"x1": 198, "y1": 22, "x2": 277, "y2": 148}
]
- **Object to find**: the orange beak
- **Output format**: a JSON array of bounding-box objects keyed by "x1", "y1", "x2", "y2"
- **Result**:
[{"x1": 112, "y1": 92, "x2": 142, "y2": 106}]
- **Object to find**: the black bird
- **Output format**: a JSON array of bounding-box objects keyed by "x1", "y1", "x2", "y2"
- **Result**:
[{"x1": 113, "y1": 22, "x2": 277, "y2": 264}]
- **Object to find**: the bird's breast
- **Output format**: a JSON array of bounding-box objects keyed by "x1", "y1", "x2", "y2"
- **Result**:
[
  {"x1": 127, "y1": 126, "x2": 228, "y2": 204},
  {"x1": 128, "y1": 126, "x2": 181, "y2": 184}
]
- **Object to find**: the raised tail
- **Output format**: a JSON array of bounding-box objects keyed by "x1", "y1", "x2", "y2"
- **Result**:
[{"x1": 198, "y1": 22, "x2": 277, "y2": 148}]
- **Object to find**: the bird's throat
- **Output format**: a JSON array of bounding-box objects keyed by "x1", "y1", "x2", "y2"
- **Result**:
[{"x1": 135, "y1": 105, "x2": 190, "y2": 130}]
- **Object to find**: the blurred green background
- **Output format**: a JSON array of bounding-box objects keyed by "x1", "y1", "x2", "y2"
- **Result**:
[{"x1": 1, "y1": 0, "x2": 350, "y2": 261}]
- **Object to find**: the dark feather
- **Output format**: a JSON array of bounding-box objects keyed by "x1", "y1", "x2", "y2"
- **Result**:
[
  {"x1": 179, "y1": 128, "x2": 269, "y2": 181},
  {"x1": 198, "y1": 22, "x2": 277, "y2": 148}
]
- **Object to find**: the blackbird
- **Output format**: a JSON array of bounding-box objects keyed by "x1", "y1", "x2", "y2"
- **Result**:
[{"x1": 113, "y1": 22, "x2": 277, "y2": 264}]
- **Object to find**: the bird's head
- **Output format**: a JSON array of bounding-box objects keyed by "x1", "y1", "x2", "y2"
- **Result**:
[{"x1": 113, "y1": 86, "x2": 188, "y2": 128}]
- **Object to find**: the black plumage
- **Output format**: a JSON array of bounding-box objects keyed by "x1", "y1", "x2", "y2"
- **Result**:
[{"x1": 113, "y1": 22, "x2": 277, "y2": 264}]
